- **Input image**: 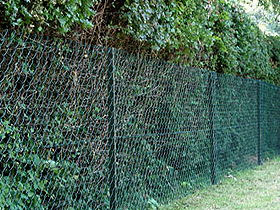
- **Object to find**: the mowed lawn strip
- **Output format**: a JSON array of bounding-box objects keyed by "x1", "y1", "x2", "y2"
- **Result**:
[{"x1": 160, "y1": 157, "x2": 280, "y2": 210}]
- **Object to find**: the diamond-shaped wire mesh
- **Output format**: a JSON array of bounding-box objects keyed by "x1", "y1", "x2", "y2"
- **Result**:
[
  {"x1": 0, "y1": 31, "x2": 280, "y2": 209},
  {"x1": 0, "y1": 31, "x2": 110, "y2": 209},
  {"x1": 114, "y1": 52, "x2": 213, "y2": 208},
  {"x1": 262, "y1": 82, "x2": 280, "y2": 159},
  {"x1": 214, "y1": 75, "x2": 259, "y2": 180}
]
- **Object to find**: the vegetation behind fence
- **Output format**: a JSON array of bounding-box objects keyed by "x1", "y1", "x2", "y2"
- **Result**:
[{"x1": 0, "y1": 31, "x2": 280, "y2": 210}]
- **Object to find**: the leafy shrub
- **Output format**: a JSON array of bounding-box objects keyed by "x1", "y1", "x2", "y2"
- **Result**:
[
  {"x1": 122, "y1": 0, "x2": 280, "y2": 84},
  {"x1": 267, "y1": 35, "x2": 280, "y2": 84},
  {"x1": 0, "y1": 120, "x2": 45, "y2": 209},
  {"x1": 122, "y1": 0, "x2": 216, "y2": 67},
  {"x1": 1, "y1": 0, "x2": 280, "y2": 85},
  {"x1": 0, "y1": 36, "x2": 110, "y2": 209},
  {"x1": 2, "y1": 0, "x2": 97, "y2": 33},
  {"x1": 0, "y1": 118, "x2": 108, "y2": 209}
]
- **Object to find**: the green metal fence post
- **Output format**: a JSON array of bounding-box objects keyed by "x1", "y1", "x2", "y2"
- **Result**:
[
  {"x1": 107, "y1": 48, "x2": 117, "y2": 210},
  {"x1": 209, "y1": 72, "x2": 217, "y2": 185},
  {"x1": 257, "y1": 80, "x2": 262, "y2": 165}
]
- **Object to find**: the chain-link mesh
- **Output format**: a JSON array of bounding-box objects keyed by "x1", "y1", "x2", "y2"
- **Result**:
[
  {"x1": 114, "y1": 53, "x2": 213, "y2": 208},
  {"x1": 0, "y1": 31, "x2": 280, "y2": 209},
  {"x1": 0, "y1": 31, "x2": 110, "y2": 209},
  {"x1": 262, "y1": 82, "x2": 280, "y2": 159},
  {"x1": 214, "y1": 75, "x2": 259, "y2": 180}
]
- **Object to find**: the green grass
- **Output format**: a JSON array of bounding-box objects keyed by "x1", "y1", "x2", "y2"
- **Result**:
[{"x1": 160, "y1": 157, "x2": 280, "y2": 210}]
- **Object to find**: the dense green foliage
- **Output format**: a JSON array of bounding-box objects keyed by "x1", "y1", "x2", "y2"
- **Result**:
[
  {"x1": 1, "y1": 0, "x2": 280, "y2": 84},
  {"x1": 1, "y1": 0, "x2": 96, "y2": 33},
  {"x1": 0, "y1": 116, "x2": 107, "y2": 209},
  {"x1": 122, "y1": 0, "x2": 280, "y2": 84},
  {"x1": 0, "y1": 39, "x2": 109, "y2": 209}
]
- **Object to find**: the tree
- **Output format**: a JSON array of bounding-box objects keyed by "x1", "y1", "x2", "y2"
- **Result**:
[{"x1": 242, "y1": 0, "x2": 280, "y2": 15}]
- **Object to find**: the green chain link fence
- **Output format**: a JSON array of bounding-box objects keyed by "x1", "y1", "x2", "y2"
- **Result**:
[{"x1": 0, "y1": 31, "x2": 280, "y2": 209}]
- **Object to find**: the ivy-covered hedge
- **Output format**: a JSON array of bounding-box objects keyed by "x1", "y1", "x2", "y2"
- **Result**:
[
  {"x1": 1, "y1": 0, "x2": 280, "y2": 85},
  {"x1": 1, "y1": 0, "x2": 96, "y2": 33},
  {"x1": 122, "y1": 0, "x2": 280, "y2": 84}
]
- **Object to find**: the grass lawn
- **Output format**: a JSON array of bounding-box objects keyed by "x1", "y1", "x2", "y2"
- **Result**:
[{"x1": 160, "y1": 157, "x2": 280, "y2": 210}]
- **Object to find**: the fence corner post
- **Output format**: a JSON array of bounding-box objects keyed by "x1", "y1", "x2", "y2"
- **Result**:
[
  {"x1": 209, "y1": 72, "x2": 217, "y2": 185},
  {"x1": 107, "y1": 48, "x2": 117, "y2": 210},
  {"x1": 257, "y1": 80, "x2": 262, "y2": 165}
]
